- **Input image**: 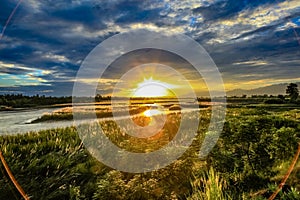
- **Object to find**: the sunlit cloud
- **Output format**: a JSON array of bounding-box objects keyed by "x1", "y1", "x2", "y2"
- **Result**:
[
  {"x1": 201, "y1": 0, "x2": 300, "y2": 43},
  {"x1": 0, "y1": 61, "x2": 52, "y2": 87},
  {"x1": 73, "y1": 78, "x2": 121, "y2": 85},
  {"x1": 42, "y1": 53, "x2": 70, "y2": 63},
  {"x1": 233, "y1": 60, "x2": 269, "y2": 66},
  {"x1": 224, "y1": 77, "x2": 300, "y2": 91}
]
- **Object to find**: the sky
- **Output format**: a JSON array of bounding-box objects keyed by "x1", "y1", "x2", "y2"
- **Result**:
[{"x1": 0, "y1": 0, "x2": 300, "y2": 96}]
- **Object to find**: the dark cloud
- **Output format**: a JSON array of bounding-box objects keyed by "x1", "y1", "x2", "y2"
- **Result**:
[
  {"x1": 0, "y1": 66, "x2": 32, "y2": 75},
  {"x1": 50, "y1": 5, "x2": 107, "y2": 31},
  {"x1": 0, "y1": 45, "x2": 36, "y2": 61},
  {"x1": 0, "y1": 0, "x2": 20, "y2": 26},
  {"x1": 102, "y1": 48, "x2": 199, "y2": 79},
  {"x1": 0, "y1": 82, "x2": 73, "y2": 96},
  {"x1": 193, "y1": 0, "x2": 286, "y2": 21}
]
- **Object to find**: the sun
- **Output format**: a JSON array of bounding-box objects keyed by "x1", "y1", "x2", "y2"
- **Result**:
[
  {"x1": 132, "y1": 77, "x2": 175, "y2": 97},
  {"x1": 134, "y1": 84, "x2": 167, "y2": 97}
]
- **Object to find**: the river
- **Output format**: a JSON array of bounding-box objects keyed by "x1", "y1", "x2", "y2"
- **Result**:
[
  {"x1": 0, "y1": 100, "x2": 210, "y2": 135},
  {"x1": 0, "y1": 108, "x2": 77, "y2": 135}
]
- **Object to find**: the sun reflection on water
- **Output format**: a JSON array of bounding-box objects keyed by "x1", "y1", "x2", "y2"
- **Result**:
[{"x1": 143, "y1": 109, "x2": 162, "y2": 117}]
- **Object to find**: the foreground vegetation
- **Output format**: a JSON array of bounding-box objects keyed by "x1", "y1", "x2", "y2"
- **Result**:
[{"x1": 0, "y1": 106, "x2": 300, "y2": 199}]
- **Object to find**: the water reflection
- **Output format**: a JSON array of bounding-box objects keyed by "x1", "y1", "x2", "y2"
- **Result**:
[
  {"x1": 1, "y1": 99, "x2": 209, "y2": 135},
  {"x1": 143, "y1": 109, "x2": 162, "y2": 117}
]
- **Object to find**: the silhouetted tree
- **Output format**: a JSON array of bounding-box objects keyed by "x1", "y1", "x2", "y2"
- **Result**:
[
  {"x1": 286, "y1": 83, "x2": 299, "y2": 102},
  {"x1": 278, "y1": 94, "x2": 285, "y2": 100}
]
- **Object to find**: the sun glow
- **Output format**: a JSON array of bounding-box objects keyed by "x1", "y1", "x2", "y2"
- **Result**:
[
  {"x1": 132, "y1": 77, "x2": 175, "y2": 97},
  {"x1": 143, "y1": 109, "x2": 162, "y2": 117}
]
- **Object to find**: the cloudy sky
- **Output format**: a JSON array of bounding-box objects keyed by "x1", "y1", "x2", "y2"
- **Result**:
[{"x1": 0, "y1": 0, "x2": 299, "y2": 96}]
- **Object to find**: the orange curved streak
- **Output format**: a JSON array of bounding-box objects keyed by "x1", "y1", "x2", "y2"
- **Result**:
[
  {"x1": 0, "y1": 151, "x2": 30, "y2": 200},
  {"x1": 268, "y1": 142, "x2": 300, "y2": 200}
]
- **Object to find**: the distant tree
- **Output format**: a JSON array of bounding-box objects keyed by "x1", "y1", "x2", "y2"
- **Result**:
[
  {"x1": 286, "y1": 83, "x2": 299, "y2": 102},
  {"x1": 242, "y1": 94, "x2": 247, "y2": 98},
  {"x1": 95, "y1": 94, "x2": 103, "y2": 102},
  {"x1": 278, "y1": 94, "x2": 285, "y2": 100}
]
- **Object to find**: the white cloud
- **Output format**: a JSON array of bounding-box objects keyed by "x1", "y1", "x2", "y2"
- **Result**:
[
  {"x1": 220, "y1": 0, "x2": 299, "y2": 28},
  {"x1": 43, "y1": 53, "x2": 70, "y2": 62},
  {"x1": 72, "y1": 78, "x2": 121, "y2": 85},
  {"x1": 276, "y1": 21, "x2": 298, "y2": 31},
  {"x1": 0, "y1": 61, "x2": 53, "y2": 86},
  {"x1": 233, "y1": 60, "x2": 269, "y2": 66},
  {"x1": 202, "y1": 0, "x2": 300, "y2": 43}
]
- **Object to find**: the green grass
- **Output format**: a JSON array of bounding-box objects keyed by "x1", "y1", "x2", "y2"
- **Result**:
[{"x1": 0, "y1": 106, "x2": 300, "y2": 199}]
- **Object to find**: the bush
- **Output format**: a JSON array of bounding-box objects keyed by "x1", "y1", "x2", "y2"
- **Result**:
[
  {"x1": 264, "y1": 99, "x2": 285, "y2": 104},
  {"x1": 208, "y1": 114, "x2": 299, "y2": 193}
]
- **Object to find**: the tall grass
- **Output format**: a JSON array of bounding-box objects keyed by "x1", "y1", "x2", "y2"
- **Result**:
[
  {"x1": 0, "y1": 107, "x2": 299, "y2": 199},
  {"x1": 189, "y1": 167, "x2": 229, "y2": 200}
]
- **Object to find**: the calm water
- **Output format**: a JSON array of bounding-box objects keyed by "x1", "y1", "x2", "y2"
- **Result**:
[
  {"x1": 0, "y1": 100, "x2": 207, "y2": 135},
  {"x1": 0, "y1": 108, "x2": 75, "y2": 135}
]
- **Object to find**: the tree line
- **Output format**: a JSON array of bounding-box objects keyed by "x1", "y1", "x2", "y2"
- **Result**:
[
  {"x1": 0, "y1": 94, "x2": 72, "y2": 108},
  {"x1": 0, "y1": 83, "x2": 299, "y2": 108},
  {"x1": 0, "y1": 94, "x2": 114, "y2": 108}
]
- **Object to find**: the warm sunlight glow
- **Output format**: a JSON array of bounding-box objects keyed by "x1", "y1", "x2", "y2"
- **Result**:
[
  {"x1": 134, "y1": 84, "x2": 167, "y2": 97},
  {"x1": 143, "y1": 109, "x2": 162, "y2": 117},
  {"x1": 132, "y1": 77, "x2": 175, "y2": 97}
]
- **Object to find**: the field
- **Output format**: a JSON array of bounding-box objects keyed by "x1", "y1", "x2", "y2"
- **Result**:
[{"x1": 0, "y1": 105, "x2": 300, "y2": 199}]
